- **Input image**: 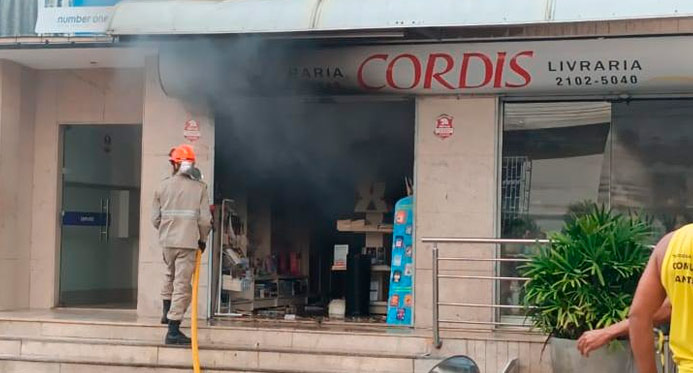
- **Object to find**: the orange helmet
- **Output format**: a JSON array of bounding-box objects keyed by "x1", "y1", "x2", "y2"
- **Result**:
[{"x1": 169, "y1": 144, "x2": 196, "y2": 164}]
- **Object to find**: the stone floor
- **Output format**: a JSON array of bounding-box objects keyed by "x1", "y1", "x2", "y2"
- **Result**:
[
  {"x1": 0, "y1": 308, "x2": 143, "y2": 323},
  {"x1": 0, "y1": 308, "x2": 425, "y2": 336},
  {"x1": 0, "y1": 308, "x2": 437, "y2": 372},
  {"x1": 0, "y1": 309, "x2": 548, "y2": 372}
]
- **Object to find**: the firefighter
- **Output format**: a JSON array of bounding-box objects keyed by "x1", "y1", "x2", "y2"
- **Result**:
[{"x1": 152, "y1": 144, "x2": 212, "y2": 345}]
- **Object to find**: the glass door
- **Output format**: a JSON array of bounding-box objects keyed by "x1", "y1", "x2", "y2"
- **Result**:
[{"x1": 59, "y1": 125, "x2": 141, "y2": 308}]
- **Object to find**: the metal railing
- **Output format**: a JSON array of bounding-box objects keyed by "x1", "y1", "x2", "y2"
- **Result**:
[
  {"x1": 423, "y1": 236, "x2": 677, "y2": 372},
  {"x1": 658, "y1": 334, "x2": 678, "y2": 373},
  {"x1": 423, "y1": 237, "x2": 549, "y2": 348}
]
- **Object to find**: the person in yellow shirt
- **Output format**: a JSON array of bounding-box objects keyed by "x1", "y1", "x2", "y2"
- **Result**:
[{"x1": 630, "y1": 225, "x2": 693, "y2": 373}]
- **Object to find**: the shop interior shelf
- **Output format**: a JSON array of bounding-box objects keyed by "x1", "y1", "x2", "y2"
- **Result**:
[
  {"x1": 254, "y1": 277, "x2": 275, "y2": 281},
  {"x1": 277, "y1": 275, "x2": 307, "y2": 280},
  {"x1": 371, "y1": 265, "x2": 391, "y2": 272},
  {"x1": 330, "y1": 265, "x2": 390, "y2": 272},
  {"x1": 254, "y1": 275, "x2": 307, "y2": 281},
  {"x1": 278, "y1": 295, "x2": 306, "y2": 300},
  {"x1": 231, "y1": 299, "x2": 252, "y2": 304},
  {"x1": 337, "y1": 227, "x2": 393, "y2": 233},
  {"x1": 253, "y1": 298, "x2": 277, "y2": 306},
  {"x1": 369, "y1": 302, "x2": 388, "y2": 314}
]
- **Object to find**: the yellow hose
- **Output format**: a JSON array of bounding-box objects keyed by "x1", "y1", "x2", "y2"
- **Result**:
[{"x1": 191, "y1": 249, "x2": 201, "y2": 373}]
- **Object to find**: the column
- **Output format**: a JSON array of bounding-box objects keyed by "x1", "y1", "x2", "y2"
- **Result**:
[
  {"x1": 0, "y1": 60, "x2": 36, "y2": 310},
  {"x1": 413, "y1": 96, "x2": 498, "y2": 329},
  {"x1": 138, "y1": 55, "x2": 215, "y2": 318}
]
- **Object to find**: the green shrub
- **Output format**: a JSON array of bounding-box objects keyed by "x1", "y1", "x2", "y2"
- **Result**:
[
  {"x1": 521, "y1": 204, "x2": 653, "y2": 340},
  {"x1": 563, "y1": 200, "x2": 598, "y2": 226}
]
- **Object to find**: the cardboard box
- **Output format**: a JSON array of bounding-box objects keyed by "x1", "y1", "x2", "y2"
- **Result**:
[{"x1": 222, "y1": 275, "x2": 245, "y2": 292}]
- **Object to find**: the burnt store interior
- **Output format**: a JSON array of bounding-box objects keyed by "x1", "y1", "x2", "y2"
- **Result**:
[{"x1": 210, "y1": 97, "x2": 415, "y2": 323}]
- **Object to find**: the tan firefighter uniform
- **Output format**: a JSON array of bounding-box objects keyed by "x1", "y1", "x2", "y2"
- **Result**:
[{"x1": 152, "y1": 173, "x2": 212, "y2": 321}]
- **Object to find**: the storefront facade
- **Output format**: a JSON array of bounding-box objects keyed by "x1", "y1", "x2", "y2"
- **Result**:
[{"x1": 3, "y1": 8, "x2": 693, "y2": 370}]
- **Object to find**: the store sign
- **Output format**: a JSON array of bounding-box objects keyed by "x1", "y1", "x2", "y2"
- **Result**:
[
  {"x1": 288, "y1": 37, "x2": 693, "y2": 95},
  {"x1": 62, "y1": 211, "x2": 107, "y2": 226},
  {"x1": 434, "y1": 114, "x2": 454, "y2": 139},
  {"x1": 35, "y1": 0, "x2": 121, "y2": 34},
  {"x1": 184, "y1": 120, "x2": 201, "y2": 142}
]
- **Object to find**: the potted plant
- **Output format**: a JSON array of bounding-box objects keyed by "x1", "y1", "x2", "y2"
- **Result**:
[{"x1": 522, "y1": 204, "x2": 653, "y2": 372}]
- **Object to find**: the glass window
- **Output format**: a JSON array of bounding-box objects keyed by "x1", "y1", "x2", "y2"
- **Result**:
[
  {"x1": 500, "y1": 101, "x2": 612, "y2": 321},
  {"x1": 610, "y1": 100, "x2": 693, "y2": 235},
  {"x1": 500, "y1": 99, "x2": 693, "y2": 322}
]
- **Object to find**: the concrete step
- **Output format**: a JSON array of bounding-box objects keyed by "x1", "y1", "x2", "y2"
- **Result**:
[
  {"x1": 0, "y1": 315, "x2": 431, "y2": 357},
  {"x1": 0, "y1": 357, "x2": 290, "y2": 373},
  {"x1": 0, "y1": 335, "x2": 424, "y2": 373},
  {"x1": 0, "y1": 357, "x2": 441, "y2": 373}
]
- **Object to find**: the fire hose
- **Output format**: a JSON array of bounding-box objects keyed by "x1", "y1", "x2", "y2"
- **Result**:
[
  {"x1": 191, "y1": 249, "x2": 202, "y2": 373},
  {"x1": 191, "y1": 201, "x2": 213, "y2": 373}
]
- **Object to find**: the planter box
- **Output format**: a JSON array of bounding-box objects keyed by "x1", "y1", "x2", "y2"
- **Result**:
[{"x1": 551, "y1": 337, "x2": 636, "y2": 373}]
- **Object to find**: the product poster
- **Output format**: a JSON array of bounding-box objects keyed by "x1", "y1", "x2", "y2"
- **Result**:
[{"x1": 386, "y1": 196, "x2": 414, "y2": 325}]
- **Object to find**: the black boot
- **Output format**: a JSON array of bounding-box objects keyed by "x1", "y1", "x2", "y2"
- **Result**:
[
  {"x1": 161, "y1": 300, "x2": 171, "y2": 324},
  {"x1": 165, "y1": 320, "x2": 191, "y2": 345}
]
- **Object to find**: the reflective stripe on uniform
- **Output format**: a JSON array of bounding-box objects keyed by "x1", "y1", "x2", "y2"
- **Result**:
[{"x1": 161, "y1": 209, "x2": 199, "y2": 219}]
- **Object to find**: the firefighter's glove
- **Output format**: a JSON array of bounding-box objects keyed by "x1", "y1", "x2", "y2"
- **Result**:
[{"x1": 198, "y1": 240, "x2": 206, "y2": 253}]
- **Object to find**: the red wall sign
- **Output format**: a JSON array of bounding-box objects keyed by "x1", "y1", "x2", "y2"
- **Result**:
[
  {"x1": 356, "y1": 51, "x2": 533, "y2": 91},
  {"x1": 283, "y1": 37, "x2": 675, "y2": 95},
  {"x1": 184, "y1": 119, "x2": 201, "y2": 142},
  {"x1": 434, "y1": 114, "x2": 454, "y2": 139}
]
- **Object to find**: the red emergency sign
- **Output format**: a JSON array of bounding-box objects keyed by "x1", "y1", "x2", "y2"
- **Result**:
[
  {"x1": 184, "y1": 120, "x2": 201, "y2": 142},
  {"x1": 434, "y1": 114, "x2": 454, "y2": 139}
]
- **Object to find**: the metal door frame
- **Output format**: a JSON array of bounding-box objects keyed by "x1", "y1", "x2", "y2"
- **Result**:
[{"x1": 55, "y1": 123, "x2": 142, "y2": 308}]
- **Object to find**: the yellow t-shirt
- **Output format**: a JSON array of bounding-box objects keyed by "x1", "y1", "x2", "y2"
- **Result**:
[{"x1": 661, "y1": 224, "x2": 693, "y2": 373}]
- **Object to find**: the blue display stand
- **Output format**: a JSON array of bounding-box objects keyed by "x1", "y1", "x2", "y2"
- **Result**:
[{"x1": 386, "y1": 196, "x2": 414, "y2": 325}]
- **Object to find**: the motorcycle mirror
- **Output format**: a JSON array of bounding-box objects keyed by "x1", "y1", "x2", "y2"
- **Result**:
[{"x1": 428, "y1": 355, "x2": 480, "y2": 373}]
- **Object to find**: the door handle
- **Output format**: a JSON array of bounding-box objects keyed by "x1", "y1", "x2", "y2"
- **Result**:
[
  {"x1": 100, "y1": 198, "x2": 110, "y2": 242},
  {"x1": 99, "y1": 198, "x2": 105, "y2": 242},
  {"x1": 104, "y1": 198, "x2": 110, "y2": 242}
]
